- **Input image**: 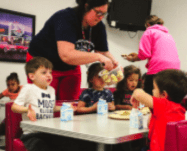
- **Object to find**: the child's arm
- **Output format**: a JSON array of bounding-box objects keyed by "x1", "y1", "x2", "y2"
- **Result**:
[
  {"x1": 54, "y1": 105, "x2": 61, "y2": 112},
  {"x1": 131, "y1": 88, "x2": 153, "y2": 108},
  {"x1": 77, "y1": 101, "x2": 97, "y2": 113},
  {"x1": 108, "y1": 101, "x2": 115, "y2": 111},
  {"x1": 115, "y1": 105, "x2": 132, "y2": 110},
  {"x1": 11, "y1": 103, "x2": 36, "y2": 121},
  {"x1": 0, "y1": 93, "x2": 4, "y2": 99},
  {"x1": 11, "y1": 103, "x2": 28, "y2": 113},
  {"x1": 147, "y1": 113, "x2": 152, "y2": 128}
]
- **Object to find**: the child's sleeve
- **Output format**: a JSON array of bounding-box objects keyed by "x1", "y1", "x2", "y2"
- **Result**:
[
  {"x1": 138, "y1": 31, "x2": 152, "y2": 60},
  {"x1": 79, "y1": 90, "x2": 91, "y2": 103},
  {"x1": 113, "y1": 91, "x2": 122, "y2": 105},
  {"x1": 2, "y1": 89, "x2": 8, "y2": 96},
  {"x1": 152, "y1": 97, "x2": 166, "y2": 118},
  {"x1": 14, "y1": 85, "x2": 30, "y2": 106},
  {"x1": 106, "y1": 89, "x2": 114, "y2": 102}
]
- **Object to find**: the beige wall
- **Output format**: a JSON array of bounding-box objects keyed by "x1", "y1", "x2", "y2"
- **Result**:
[{"x1": 0, "y1": 0, "x2": 187, "y2": 94}]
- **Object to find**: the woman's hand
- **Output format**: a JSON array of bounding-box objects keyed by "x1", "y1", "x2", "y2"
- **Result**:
[
  {"x1": 124, "y1": 52, "x2": 140, "y2": 62},
  {"x1": 27, "y1": 104, "x2": 36, "y2": 121},
  {"x1": 98, "y1": 54, "x2": 114, "y2": 71},
  {"x1": 112, "y1": 59, "x2": 119, "y2": 68}
]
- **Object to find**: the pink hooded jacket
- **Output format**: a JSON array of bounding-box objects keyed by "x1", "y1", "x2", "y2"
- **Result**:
[{"x1": 138, "y1": 24, "x2": 180, "y2": 75}]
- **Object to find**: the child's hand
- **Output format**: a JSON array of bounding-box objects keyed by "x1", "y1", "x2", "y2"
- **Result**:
[
  {"x1": 92, "y1": 102, "x2": 98, "y2": 111},
  {"x1": 130, "y1": 96, "x2": 139, "y2": 108},
  {"x1": 27, "y1": 104, "x2": 36, "y2": 121},
  {"x1": 70, "y1": 102, "x2": 77, "y2": 112},
  {"x1": 108, "y1": 102, "x2": 115, "y2": 111}
]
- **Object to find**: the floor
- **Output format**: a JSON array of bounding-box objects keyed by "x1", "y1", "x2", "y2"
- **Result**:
[{"x1": 0, "y1": 136, "x2": 5, "y2": 151}]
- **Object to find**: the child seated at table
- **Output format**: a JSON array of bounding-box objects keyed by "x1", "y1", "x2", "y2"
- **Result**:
[
  {"x1": 0, "y1": 72, "x2": 23, "y2": 136},
  {"x1": 113, "y1": 65, "x2": 142, "y2": 110},
  {"x1": 0, "y1": 72, "x2": 23, "y2": 101},
  {"x1": 11, "y1": 57, "x2": 77, "y2": 151},
  {"x1": 77, "y1": 62, "x2": 115, "y2": 114},
  {"x1": 130, "y1": 69, "x2": 187, "y2": 151}
]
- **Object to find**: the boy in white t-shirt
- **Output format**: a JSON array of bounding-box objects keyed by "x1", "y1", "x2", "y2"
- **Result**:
[{"x1": 11, "y1": 57, "x2": 77, "y2": 151}]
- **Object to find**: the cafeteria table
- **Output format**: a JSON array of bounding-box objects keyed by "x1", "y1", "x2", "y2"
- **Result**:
[{"x1": 21, "y1": 113, "x2": 150, "y2": 151}]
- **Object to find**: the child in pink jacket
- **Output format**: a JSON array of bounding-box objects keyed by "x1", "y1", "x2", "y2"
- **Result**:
[{"x1": 124, "y1": 15, "x2": 180, "y2": 95}]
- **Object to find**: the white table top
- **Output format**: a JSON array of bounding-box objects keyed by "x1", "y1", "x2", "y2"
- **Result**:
[{"x1": 21, "y1": 113, "x2": 149, "y2": 144}]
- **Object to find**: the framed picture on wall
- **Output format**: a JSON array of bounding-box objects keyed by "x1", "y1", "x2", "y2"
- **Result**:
[{"x1": 0, "y1": 8, "x2": 35, "y2": 63}]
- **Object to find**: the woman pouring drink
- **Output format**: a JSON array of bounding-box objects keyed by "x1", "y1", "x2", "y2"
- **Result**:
[{"x1": 26, "y1": 0, "x2": 118, "y2": 101}]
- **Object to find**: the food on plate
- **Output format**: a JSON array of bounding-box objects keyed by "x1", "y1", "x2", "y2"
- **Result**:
[
  {"x1": 109, "y1": 110, "x2": 131, "y2": 120},
  {"x1": 115, "y1": 110, "x2": 131, "y2": 115},
  {"x1": 108, "y1": 113, "x2": 130, "y2": 120},
  {"x1": 121, "y1": 111, "x2": 131, "y2": 116}
]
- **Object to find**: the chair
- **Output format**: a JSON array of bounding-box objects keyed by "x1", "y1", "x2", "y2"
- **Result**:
[
  {"x1": 5, "y1": 102, "x2": 26, "y2": 151},
  {"x1": 165, "y1": 120, "x2": 187, "y2": 151},
  {"x1": 5, "y1": 102, "x2": 65, "y2": 151}
]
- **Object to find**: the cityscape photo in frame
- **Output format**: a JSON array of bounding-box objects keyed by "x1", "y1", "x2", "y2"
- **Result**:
[{"x1": 0, "y1": 8, "x2": 35, "y2": 63}]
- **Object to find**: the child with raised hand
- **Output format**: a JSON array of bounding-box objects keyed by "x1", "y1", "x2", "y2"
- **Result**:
[
  {"x1": 130, "y1": 69, "x2": 187, "y2": 151},
  {"x1": 0, "y1": 72, "x2": 23, "y2": 100},
  {"x1": 11, "y1": 57, "x2": 77, "y2": 151},
  {"x1": 0, "y1": 72, "x2": 23, "y2": 136},
  {"x1": 77, "y1": 62, "x2": 115, "y2": 114},
  {"x1": 113, "y1": 65, "x2": 142, "y2": 110}
]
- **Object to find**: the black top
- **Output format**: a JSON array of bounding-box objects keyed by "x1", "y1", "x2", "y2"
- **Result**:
[
  {"x1": 113, "y1": 90, "x2": 133, "y2": 106},
  {"x1": 28, "y1": 8, "x2": 108, "y2": 71},
  {"x1": 79, "y1": 88, "x2": 114, "y2": 107}
]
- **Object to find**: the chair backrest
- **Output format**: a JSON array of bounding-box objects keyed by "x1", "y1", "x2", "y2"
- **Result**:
[
  {"x1": 165, "y1": 120, "x2": 187, "y2": 151},
  {"x1": 6, "y1": 102, "x2": 62, "y2": 151},
  {"x1": 6, "y1": 102, "x2": 23, "y2": 151}
]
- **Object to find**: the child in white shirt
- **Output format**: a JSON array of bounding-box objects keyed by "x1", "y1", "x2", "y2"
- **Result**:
[{"x1": 11, "y1": 57, "x2": 77, "y2": 151}]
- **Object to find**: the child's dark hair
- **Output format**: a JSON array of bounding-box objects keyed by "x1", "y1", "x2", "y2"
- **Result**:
[
  {"x1": 145, "y1": 15, "x2": 164, "y2": 26},
  {"x1": 142, "y1": 73, "x2": 147, "y2": 81},
  {"x1": 87, "y1": 62, "x2": 104, "y2": 88},
  {"x1": 153, "y1": 69, "x2": 187, "y2": 103},
  {"x1": 116, "y1": 65, "x2": 142, "y2": 92},
  {"x1": 25, "y1": 57, "x2": 53, "y2": 76},
  {"x1": 6, "y1": 72, "x2": 20, "y2": 84},
  {"x1": 75, "y1": 0, "x2": 109, "y2": 20}
]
